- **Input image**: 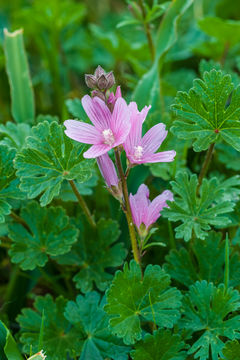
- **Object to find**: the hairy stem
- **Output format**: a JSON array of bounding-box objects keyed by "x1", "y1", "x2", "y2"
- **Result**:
[
  {"x1": 220, "y1": 41, "x2": 230, "y2": 67},
  {"x1": 138, "y1": 0, "x2": 155, "y2": 61},
  {"x1": 197, "y1": 143, "x2": 215, "y2": 194},
  {"x1": 224, "y1": 233, "x2": 229, "y2": 290},
  {"x1": 168, "y1": 220, "x2": 176, "y2": 249},
  {"x1": 114, "y1": 148, "x2": 141, "y2": 264},
  {"x1": 10, "y1": 211, "x2": 32, "y2": 233},
  {"x1": 69, "y1": 179, "x2": 96, "y2": 228}
]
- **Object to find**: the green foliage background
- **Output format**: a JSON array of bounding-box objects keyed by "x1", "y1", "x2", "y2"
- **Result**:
[{"x1": 1, "y1": 0, "x2": 240, "y2": 359}]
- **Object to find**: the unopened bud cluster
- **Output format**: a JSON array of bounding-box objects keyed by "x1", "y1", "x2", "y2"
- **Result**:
[{"x1": 85, "y1": 65, "x2": 115, "y2": 92}]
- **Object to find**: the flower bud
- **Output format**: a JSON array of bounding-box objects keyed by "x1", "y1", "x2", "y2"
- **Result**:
[
  {"x1": 91, "y1": 90, "x2": 106, "y2": 102},
  {"x1": 85, "y1": 74, "x2": 97, "y2": 89},
  {"x1": 105, "y1": 71, "x2": 115, "y2": 89},
  {"x1": 94, "y1": 65, "x2": 106, "y2": 78},
  {"x1": 97, "y1": 74, "x2": 109, "y2": 90},
  {"x1": 85, "y1": 66, "x2": 115, "y2": 92}
]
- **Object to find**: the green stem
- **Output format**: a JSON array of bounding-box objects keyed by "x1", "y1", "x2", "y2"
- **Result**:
[
  {"x1": 219, "y1": 41, "x2": 230, "y2": 67},
  {"x1": 69, "y1": 179, "x2": 96, "y2": 228},
  {"x1": 158, "y1": 61, "x2": 165, "y2": 114},
  {"x1": 138, "y1": 0, "x2": 155, "y2": 61},
  {"x1": 114, "y1": 148, "x2": 141, "y2": 265},
  {"x1": 224, "y1": 233, "x2": 229, "y2": 290},
  {"x1": 10, "y1": 211, "x2": 32, "y2": 233},
  {"x1": 168, "y1": 221, "x2": 176, "y2": 249},
  {"x1": 4, "y1": 266, "x2": 20, "y2": 309},
  {"x1": 197, "y1": 143, "x2": 215, "y2": 194},
  {"x1": 0, "y1": 236, "x2": 11, "y2": 249},
  {"x1": 39, "y1": 268, "x2": 69, "y2": 297}
]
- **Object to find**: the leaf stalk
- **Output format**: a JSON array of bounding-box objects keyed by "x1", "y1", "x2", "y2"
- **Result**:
[
  {"x1": 10, "y1": 211, "x2": 32, "y2": 234},
  {"x1": 197, "y1": 143, "x2": 215, "y2": 194}
]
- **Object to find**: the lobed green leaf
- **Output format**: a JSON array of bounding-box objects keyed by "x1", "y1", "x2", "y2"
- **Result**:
[
  {"x1": 64, "y1": 291, "x2": 129, "y2": 360},
  {"x1": 9, "y1": 201, "x2": 78, "y2": 270},
  {"x1": 15, "y1": 121, "x2": 94, "y2": 206},
  {"x1": 221, "y1": 340, "x2": 240, "y2": 360},
  {"x1": 131, "y1": 329, "x2": 187, "y2": 360},
  {"x1": 56, "y1": 218, "x2": 126, "y2": 292},
  {"x1": 17, "y1": 295, "x2": 81, "y2": 360},
  {"x1": 181, "y1": 281, "x2": 240, "y2": 360},
  {"x1": 163, "y1": 171, "x2": 238, "y2": 241},
  {"x1": 164, "y1": 231, "x2": 240, "y2": 288},
  {"x1": 171, "y1": 70, "x2": 240, "y2": 152},
  {"x1": 0, "y1": 145, "x2": 25, "y2": 223},
  {"x1": 105, "y1": 260, "x2": 182, "y2": 345}
]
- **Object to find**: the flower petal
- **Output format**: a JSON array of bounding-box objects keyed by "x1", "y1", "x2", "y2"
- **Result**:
[
  {"x1": 141, "y1": 123, "x2": 167, "y2": 155},
  {"x1": 83, "y1": 144, "x2": 110, "y2": 158},
  {"x1": 142, "y1": 150, "x2": 176, "y2": 163},
  {"x1": 64, "y1": 120, "x2": 101, "y2": 144},
  {"x1": 129, "y1": 184, "x2": 150, "y2": 229},
  {"x1": 124, "y1": 103, "x2": 151, "y2": 156},
  {"x1": 111, "y1": 98, "x2": 131, "y2": 145},
  {"x1": 136, "y1": 184, "x2": 150, "y2": 200},
  {"x1": 145, "y1": 190, "x2": 173, "y2": 228},
  {"x1": 97, "y1": 153, "x2": 119, "y2": 187},
  {"x1": 129, "y1": 194, "x2": 141, "y2": 228},
  {"x1": 82, "y1": 95, "x2": 112, "y2": 130}
]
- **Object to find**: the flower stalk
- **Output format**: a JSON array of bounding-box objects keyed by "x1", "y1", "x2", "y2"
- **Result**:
[
  {"x1": 114, "y1": 148, "x2": 141, "y2": 265},
  {"x1": 69, "y1": 179, "x2": 96, "y2": 228}
]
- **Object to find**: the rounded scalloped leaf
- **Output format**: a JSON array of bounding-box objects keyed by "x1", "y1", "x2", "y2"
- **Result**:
[
  {"x1": 17, "y1": 295, "x2": 81, "y2": 360},
  {"x1": 55, "y1": 218, "x2": 127, "y2": 293},
  {"x1": 131, "y1": 329, "x2": 187, "y2": 360},
  {"x1": 221, "y1": 340, "x2": 240, "y2": 360},
  {"x1": 64, "y1": 291, "x2": 129, "y2": 360},
  {"x1": 0, "y1": 122, "x2": 31, "y2": 150},
  {"x1": 181, "y1": 280, "x2": 240, "y2": 360},
  {"x1": 14, "y1": 120, "x2": 95, "y2": 206},
  {"x1": 0, "y1": 144, "x2": 25, "y2": 223},
  {"x1": 164, "y1": 231, "x2": 240, "y2": 288},
  {"x1": 105, "y1": 260, "x2": 182, "y2": 345},
  {"x1": 9, "y1": 201, "x2": 78, "y2": 270}
]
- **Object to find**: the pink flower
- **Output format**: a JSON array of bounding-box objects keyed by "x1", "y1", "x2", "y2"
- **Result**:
[
  {"x1": 129, "y1": 184, "x2": 173, "y2": 230},
  {"x1": 64, "y1": 95, "x2": 130, "y2": 158},
  {"x1": 123, "y1": 102, "x2": 176, "y2": 164},
  {"x1": 97, "y1": 153, "x2": 119, "y2": 188}
]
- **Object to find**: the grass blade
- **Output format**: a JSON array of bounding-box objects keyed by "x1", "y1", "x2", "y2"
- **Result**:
[{"x1": 4, "y1": 28, "x2": 35, "y2": 124}]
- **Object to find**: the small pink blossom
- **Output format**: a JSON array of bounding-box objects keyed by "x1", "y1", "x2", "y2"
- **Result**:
[
  {"x1": 64, "y1": 95, "x2": 130, "y2": 158},
  {"x1": 129, "y1": 184, "x2": 173, "y2": 230},
  {"x1": 97, "y1": 153, "x2": 119, "y2": 188},
  {"x1": 123, "y1": 102, "x2": 176, "y2": 164}
]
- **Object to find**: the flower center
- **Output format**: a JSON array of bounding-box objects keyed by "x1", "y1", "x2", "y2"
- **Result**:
[
  {"x1": 102, "y1": 129, "x2": 115, "y2": 146},
  {"x1": 133, "y1": 145, "x2": 144, "y2": 160}
]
